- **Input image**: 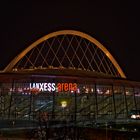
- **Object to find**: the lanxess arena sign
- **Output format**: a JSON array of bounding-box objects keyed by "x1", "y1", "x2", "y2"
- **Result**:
[{"x1": 30, "y1": 83, "x2": 77, "y2": 92}]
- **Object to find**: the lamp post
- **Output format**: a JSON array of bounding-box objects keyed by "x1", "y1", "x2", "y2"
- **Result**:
[{"x1": 105, "y1": 122, "x2": 108, "y2": 140}]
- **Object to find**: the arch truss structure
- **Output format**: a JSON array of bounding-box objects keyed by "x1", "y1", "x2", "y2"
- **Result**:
[{"x1": 4, "y1": 30, "x2": 126, "y2": 78}]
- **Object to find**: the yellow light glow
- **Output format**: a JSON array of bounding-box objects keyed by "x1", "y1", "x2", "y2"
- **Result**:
[{"x1": 61, "y1": 101, "x2": 67, "y2": 108}]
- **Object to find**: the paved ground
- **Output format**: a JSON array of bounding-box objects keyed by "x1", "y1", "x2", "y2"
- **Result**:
[{"x1": 0, "y1": 137, "x2": 36, "y2": 140}]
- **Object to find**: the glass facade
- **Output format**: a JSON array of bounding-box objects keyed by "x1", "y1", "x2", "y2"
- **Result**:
[{"x1": 0, "y1": 76, "x2": 140, "y2": 127}]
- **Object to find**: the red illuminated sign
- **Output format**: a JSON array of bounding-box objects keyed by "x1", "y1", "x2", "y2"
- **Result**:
[{"x1": 57, "y1": 83, "x2": 77, "y2": 92}]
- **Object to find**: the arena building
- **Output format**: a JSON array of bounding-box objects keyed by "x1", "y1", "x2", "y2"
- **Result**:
[{"x1": 0, "y1": 30, "x2": 140, "y2": 130}]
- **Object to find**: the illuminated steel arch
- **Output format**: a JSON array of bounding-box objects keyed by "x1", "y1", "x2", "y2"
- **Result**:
[{"x1": 4, "y1": 30, "x2": 126, "y2": 78}]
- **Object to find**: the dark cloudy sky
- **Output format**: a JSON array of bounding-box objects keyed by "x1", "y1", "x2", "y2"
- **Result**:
[{"x1": 0, "y1": 1, "x2": 140, "y2": 81}]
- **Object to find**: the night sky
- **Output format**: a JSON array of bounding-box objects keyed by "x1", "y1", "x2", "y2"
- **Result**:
[{"x1": 0, "y1": 1, "x2": 140, "y2": 81}]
